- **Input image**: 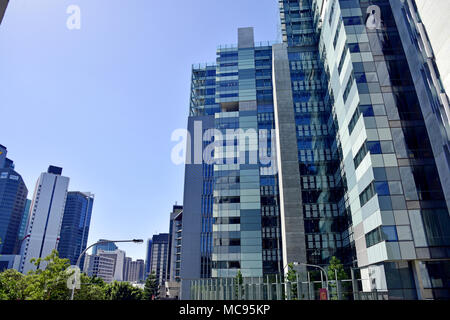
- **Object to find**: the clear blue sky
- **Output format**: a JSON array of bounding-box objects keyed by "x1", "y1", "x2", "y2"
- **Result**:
[{"x1": 0, "y1": 0, "x2": 279, "y2": 260}]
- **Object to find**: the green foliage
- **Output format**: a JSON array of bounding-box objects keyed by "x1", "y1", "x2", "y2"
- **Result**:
[
  {"x1": 74, "y1": 274, "x2": 107, "y2": 300},
  {"x1": 106, "y1": 281, "x2": 143, "y2": 300},
  {"x1": 327, "y1": 256, "x2": 349, "y2": 300},
  {"x1": 0, "y1": 249, "x2": 127, "y2": 300},
  {"x1": 0, "y1": 269, "x2": 28, "y2": 300},
  {"x1": 143, "y1": 272, "x2": 159, "y2": 300},
  {"x1": 234, "y1": 270, "x2": 243, "y2": 298},
  {"x1": 285, "y1": 263, "x2": 299, "y2": 300},
  {"x1": 327, "y1": 256, "x2": 348, "y2": 281}
]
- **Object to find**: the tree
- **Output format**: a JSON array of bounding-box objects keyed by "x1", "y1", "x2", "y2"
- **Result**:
[
  {"x1": 25, "y1": 250, "x2": 72, "y2": 300},
  {"x1": 74, "y1": 274, "x2": 107, "y2": 300},
  {"x1": 285, "y1": 263, "x2": 299, "y2": 300},
  {"x1": 234, "y1": 270, "x2": 243, "y2": 298},
  {"x1": 327, "y1": 256, "x2": 349, "y2": 300},
  {"x1": 0, "y1": 269, "x2": 28, "y2": 300},
  {"x1": 106, "y1": 281, "x2": 143, "y2": 300},
  {"x1": 143, "y1": 272, "x2": 159, "y2": 300}
]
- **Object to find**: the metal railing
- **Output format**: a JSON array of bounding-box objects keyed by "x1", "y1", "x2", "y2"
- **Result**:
[{"x1": 187, "y1": 273, "x2": 388, "y2": 301}]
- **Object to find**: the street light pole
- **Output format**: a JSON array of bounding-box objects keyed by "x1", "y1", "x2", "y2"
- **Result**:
[
  {"x1": 70, "y1": 239, "x2": 143, "y2": 300},
  {"x1": 295, "y1": 262, "x2": 330, "y2": 300}
]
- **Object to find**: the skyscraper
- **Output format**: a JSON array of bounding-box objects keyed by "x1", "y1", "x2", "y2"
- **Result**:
[
  {"x1": 180, "y1": 28, "x2": 283, "y2": 298},
  {"x1": 144, "y1": 238, "x2": 152, "y2": 278},
  {"x1": 180, "y1": 0, "x2": 450, "y2": 300},
  {"x1": 150, "y1": 233, "x2": 169, "y2": 286},
  {"x1": 0, "y1": 145, "x2": 28, "y2": 256},
  {"x1": 290, "y1": 0, "x2": 449, "y2": 300},
  {"x1": 57, "y1": 192, "x2": 94, "y2": 267},
  {"x1": 20, "y1": 166, "x2": 70, "y2": 273},
  {"x1": 166, "y1": 204, "x2": 183, "y2": 299},
  {"x1": 167, "y1": 204, "x2": 183, "y2": 282}
]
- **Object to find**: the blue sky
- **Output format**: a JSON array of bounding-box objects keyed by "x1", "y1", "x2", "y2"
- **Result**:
[{"x1": 0, "y1": 0, "x2": 279, "y2": 260}]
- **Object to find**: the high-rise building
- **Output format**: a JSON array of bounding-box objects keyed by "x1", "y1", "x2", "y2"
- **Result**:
[
  {"x1": 144, "y1": 238, "x2": 152, "y2": 278},
  {"x1": 97, "y1": 249, "x2": 126, "y2": 282},
  {"x1": 84, "y1": 253, "x2": 115, "y2": 283},
  {"x1": 92, "y1": 239, "x2": 118, "y2": 255},
  {"x1": 166, "y1": 205, "x2": 183, "y2": 299},
  {"x1": 179, "y1": 0, "x2": 450, "y2": 300},
  {"x1": 57, "y1": 192, "x2": 94, "y2": 267},
  {"x1": 20, "y1": 166, "x2": 69, "y2": 273},
  {"x1": 295, "y1": 0, "x2": 449, "y2": 300},
  {"x1": 126, "y1": 259, "x2": 145, "y2": 283},
  {"x1": 180, "y1": 28, "x2": 283, "y2": 298},
  {"x1": 167, "y1": 204, "x2": 183, "y2": 282},
  {"x1": 0, "y1": 145, "x2": 28, "y2": 256},
  {"x1": 150, "y1": 233, "x2": 169, "y2": 286},
  {"x1": 123, "y1": 256, "x2": 132, "y2": 281},
  {"x1": 0, "y1": 0, "x2": 8, "y2": 25}
]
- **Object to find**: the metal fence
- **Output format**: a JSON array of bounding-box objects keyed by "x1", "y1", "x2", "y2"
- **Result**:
[{"x1": 188, "y1": 272, "x2": 389, "y2": 301}]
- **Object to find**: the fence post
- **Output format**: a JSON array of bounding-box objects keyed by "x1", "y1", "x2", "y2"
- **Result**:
[
  {"x1": 258, "y1": 277, "x2": 263, "y2": 300},
  {"x1": 267, "y1": 276, "x2": 272, "y2": 300},
  {"x1": 351, "y1": 268, "x2": 359, "y2": 301},
  {"x1": 286, "y1": 281, "x2": 292, "y2": 300},
  {"x1": 335, "y1": 269, "x2": 343, "y2": 300},
  {"x1": 275, "y1": 275, "x2": 282, "y2": 300},
  {"x1": 215, "y1": 279, "x2": 219, "y2": 301},
  {"x1": 308, "y1": 272, "x2": 314, "y2": 300},
  {"x1": 296, "y1": 273, "x2": 301, "y2": 300}
]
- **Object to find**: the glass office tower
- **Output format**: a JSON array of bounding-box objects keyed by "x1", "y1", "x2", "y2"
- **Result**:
[
  {"x1": 57, "y1": 191, "x2": 94, "y2": 267},
  {"x1": 0, "y1": 145, "x2": 28, "y2": 255}
]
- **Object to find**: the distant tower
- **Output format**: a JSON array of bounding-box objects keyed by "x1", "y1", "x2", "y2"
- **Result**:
[
  {"x1": 57, "y1": 192, "x2": 94, "y2": 267},
  {"x1": 0, "y1": 145, "x2": 28, "y2": 256},
  {"x1": 20, "y1": 166, "x2": 69, "y2": 273}
]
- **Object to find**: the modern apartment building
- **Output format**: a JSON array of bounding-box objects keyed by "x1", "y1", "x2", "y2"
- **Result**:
[
  {"x1": 57, "y1": 192, "x2": 94, "y2": 267},
  {"x1": 0, "y1": 145, "x2": 28, "y2": 256},
  {"x1": 180, "y1": 0, "x2": 450, "y2": 300},
  {"x1": 149, "y1": 233, "x2": 169, "y2": 286},
  {"x1": 180, "y1": 29, "x2": 283, "y2": 301},
  {"x1": 20, "y1": 166, "x2": 69, "y2": 273},
  {"x1": 301, "y1": 0, "x2": 450, "y2": 300}
]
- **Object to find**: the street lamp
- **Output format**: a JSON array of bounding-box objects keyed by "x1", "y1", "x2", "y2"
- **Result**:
[
  {"x1": 294, "y1": 262, "x2": 330, "y2": 300},
  {"x1": 70, "y1": 239, "x2": 144, "y2": 300}
]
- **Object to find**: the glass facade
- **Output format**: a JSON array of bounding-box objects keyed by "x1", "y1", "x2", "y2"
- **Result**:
[
  {"x1": 57, "y1": 192, "x2": 94, "y2": 267},
  {"x1": 0, "y1": 146, "x2": 28, "y2": 255},
  {"x1": 180, "y1": 0, "x2": 450, "y2": 300}
]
